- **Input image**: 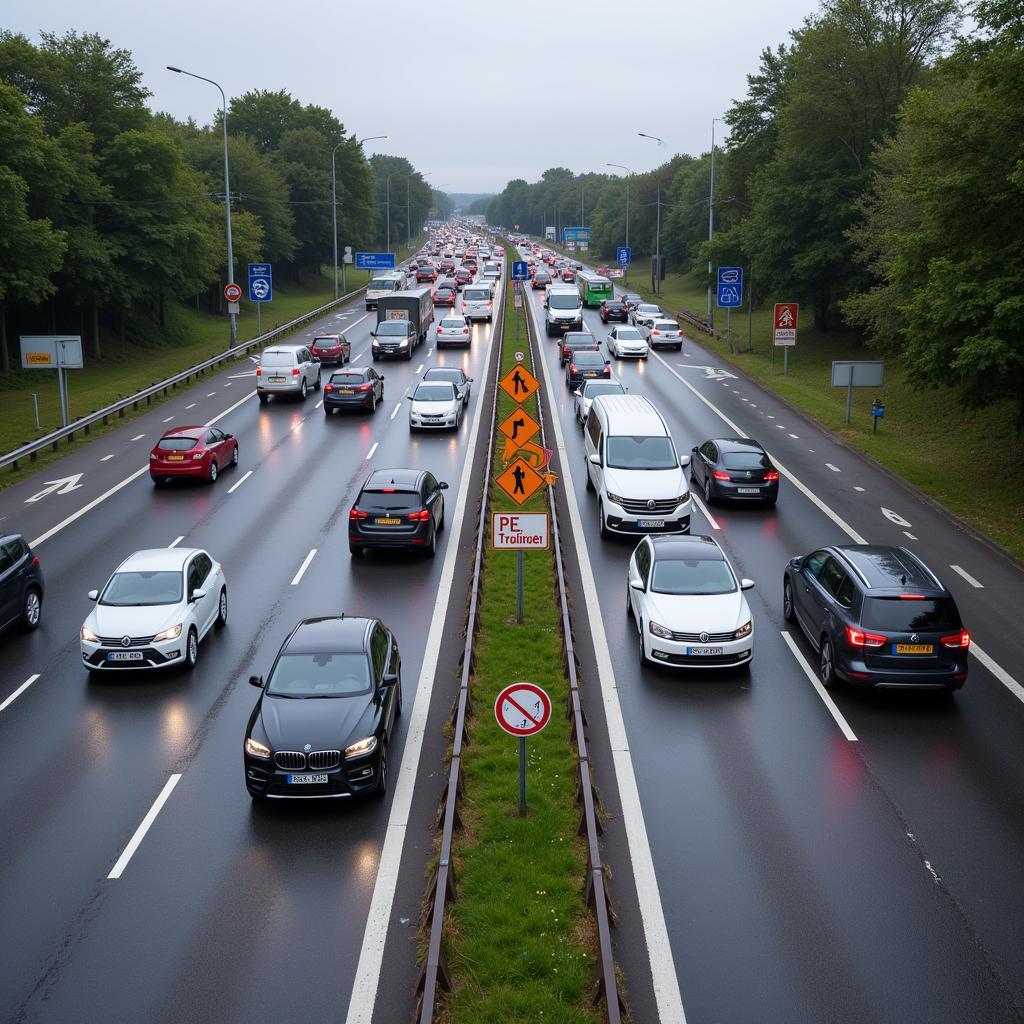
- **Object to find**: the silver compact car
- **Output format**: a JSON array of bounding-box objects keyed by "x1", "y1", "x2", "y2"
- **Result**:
[
  {"x1": 409, "y1": 381, "x2": 463, "y2": 431},
  {"x1": 257, "y1": 345, "x2": 321, "y2": 403}
]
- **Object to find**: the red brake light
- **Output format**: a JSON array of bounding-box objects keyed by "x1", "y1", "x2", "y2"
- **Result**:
[
  {"x1": 712, "y1": 470, "x2": 730, "y2": 481},
  {"x1": 570, "y1": 364, "x2": 577, "y2": 373},
  {"x1": 764, "y1": 470, "x2": 780, "y2": 482},
  {"x1": 32, "y1": 556, "x2": 40, "y2": 568},
  {"x1": 899, "y1": 593, "x2": 926, "y2": 600},
  {"x1": 255, "y1": 367, "x2": 261, "y2": 376},
  {"x1": 407, "y1": 509, "x2": 431, "y2": 521},
  {"x1": 463, "y1": 328, "x2": 469, "y2": 334},
  {"x1": 349, "y1": 508, "x2": 368, "y2": 521},
  {"x1": 358, "y1": 384, "x2": 372, "y2": 392},
  {"x1": 941, "y1": 630, "x2": 970, "y2": 649},
  {"x1": 845, "y1": 626, "x2": 887, "y2": 648},
  {"x1": 292, "y1": 368, "x2": 300, "y2": 376},
  {"x1": 324, "y1": 385, "x2": 334, "y2": 392}
]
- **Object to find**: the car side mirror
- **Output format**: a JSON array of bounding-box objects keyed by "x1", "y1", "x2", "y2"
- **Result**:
[
  {"x1": 382, "y1": 672, "x2": 399, "y2": 686},
  {"x1": 740, "y1": 579, "x2": 756, "y2": 591},
  {"x1": 190, "y1": 588, "x2": 207, "y2": 603},
  {"x1": 588, "y1": 454, "x2": 602, "y2": 467},
  {"x1": 679, "y1": 455, "x2": 691, "y2": 468},
  {"x1": 789, "y1": 556, "x2": 804, "y2": 570},
  {"x1": 573, "y1": 389, "x2": 582, "y2": 397},
  {"x1": 249, "y1": 674, "x2": 264, "y2": 688},
  {"x1": 87, "y1": 589, "x2": 99, "y2": 601},
  {"x1": 467, "y1": 377, "x2": 473, "y2": 382},
  {"x1": 629, "y1": 579, "x2": 645, "y2": 592},
  {"x1": 379, "y1": 375, "x2": 385, "y2": 380},
  {"x1": 439, "y1": 481, "x2": 449, "y2": 490}
]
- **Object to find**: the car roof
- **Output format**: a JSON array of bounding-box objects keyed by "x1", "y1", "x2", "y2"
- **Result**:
[
  {"x1": 115, "y1": 547, "x2": 200, "y2": 572},
  {"x1": 285, "y1": 616, "x2": 373, "y2": 654},
  {"x1": 331, "y1": 366, "x2": 370, "y2": 376},
  {"x1": 591, "y1": 394, "x2": 668, "y2": 433},
  {"x1": 424, "y1": 366, "x2": 463, "y2": 377},
  {"x1": 714, "y1": 438, "x2": 766, "y2": 453},
  {"x1": 649, "y1": 534, "x2": 725, "y2": 560},
  {"x1": 261, "y1": 344, "x2": 305, "y2": 355},
  {"x1": 364, "y1": 467, "x2": 424, "y2": 490},
  {"x1": 573, "y1": 350, "x2": 606, "y2": 361},
  {"x1": 829, "y1": 545, "x2": 946, "y2": 592},
  {"x1": 652, "y1": 318, "x2": 679, "y2": 325},
  {"x1": 160, "y1": 425, "x2": 206, "y2": 438}
]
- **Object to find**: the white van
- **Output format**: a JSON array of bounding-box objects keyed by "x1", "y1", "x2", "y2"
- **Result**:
[
  {"x1": 545, "y1": 283, "x2": 584, "y2": 335},
  {"x1": 365, "y1": 272, "x2": 404, "y2": 310},
  {"x1": 462, "y1": 285, "x2": 494, "y2": 321},
  {"x1": 583, "y1": 395, "x2": 691, "y2": 537}
]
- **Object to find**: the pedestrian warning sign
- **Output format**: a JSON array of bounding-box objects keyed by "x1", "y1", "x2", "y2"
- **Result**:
[
  {"x1": 495, "y1": 457, "x2": 546, "y2": 506},
  {"x1": 499, "y1": 364, "x2": 541, "y2": 404},
  {"x1": 497, "y1": 409, "x2": 542, "y2": 449}
]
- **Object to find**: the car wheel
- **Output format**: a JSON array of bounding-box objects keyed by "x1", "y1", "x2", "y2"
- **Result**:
[
  {"x1": 598, "y1": 502, "x2": 610, "y2": 539},
  {"x1": 638, "y1": 619, "x2": 651, "y2": 667},
  {"x1": 676, "y1": 343, "x2": 683, "y2": 352},
  {"x1": 783, "y1": 580, "x2": 796, "y2": 623},
  {"x1": 438, "y1": 500, "x2": 445, "y2": 533},
  {"x1": 396, "y1": 678, "x2": 403, "y2": 715},
  {"x1": 258, "y1": 393, "x2": 269, "y2": 405},
  {"x1": 314, "y1": 371, "x2": 322, "y2": 391},
  {"x1": 704, "y1": 476, "x2": 713, "y2": 505},
  {"x1": 349, "y1": 544, "x2": 362, "y2": 558},
  {"x1": 216, "y1": 587, "x2": 228, "y2": 627},
  {"x1": 585, "y1": 460, "x2": 594, "y2": 492},
  {"x1": 152, "y1": 476, "x2": 165, "y2": 488},
  {"x1": 299, "y1": 379, "x2": 307, "y2": 400},
  {"x1": 325, "y1": 406, "x2": 334, "y2": 417},
  {"x1": 425, "y1": 525, "x2": 438, "y2": 558},
  {"x1": 184, "y1": 627, "x2": 199, "y2": 671},
  {"x1": 626, "y1": 586, "x2": 632, "y2": 618},
  {"x1": 766, "y1": 496, "x2": 778, "y2": 508},
  {"x1": 370, "y1": 393, "x2": 378, "y2": 413},
  {"x1": 372, "y1": 354, "x2": 379, "y2": 362},
  {"x1": 231, "y1": 445, "x2": 239, "y2": 466},
  {"x1": 22, "y1": 587, "x2": 42, "y2": 630},
  {"x1": 208, "y1": 459, "x2": 218, "y2": 483},
  {"x1": 819, "y1": 638, "x2": 836, "y2": 688},
  {"x1": 372, "y1": 741, "x2": 389, "y2": 798}
]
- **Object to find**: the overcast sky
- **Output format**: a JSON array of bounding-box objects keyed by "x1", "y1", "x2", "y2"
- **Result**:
[{"x1": 8, "y1": 0, "x2": 821, "y2": 193}]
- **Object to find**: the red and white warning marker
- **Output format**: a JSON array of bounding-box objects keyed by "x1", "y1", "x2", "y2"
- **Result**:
[{"x1": 494, "y1": 682, "x2": 551, "y2": 737}]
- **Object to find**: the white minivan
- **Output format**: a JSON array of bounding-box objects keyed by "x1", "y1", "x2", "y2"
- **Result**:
[
  {"x1": 365, "y1": 272, "x2": 405, "y2": 310},
  {"x1": 462, "y1": 285, "x2": 494, "y2": 321},
  {"x1": 583, "y1": 395, "x2": 691, "y2": 538}
]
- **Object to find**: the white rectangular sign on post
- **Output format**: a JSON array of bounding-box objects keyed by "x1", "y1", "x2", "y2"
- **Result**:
[
  {"x1": 491, "y1": 512, "x2": 549, "y2": 550},
  {"x1": 19, "y1": 335, "x2": 83, "y2": 369}
]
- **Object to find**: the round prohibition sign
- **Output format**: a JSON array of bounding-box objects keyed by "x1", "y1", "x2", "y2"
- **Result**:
[
  {"x1": 224, "y1": 283, "x2": 242, "y2": 302},
  {"x1": 494, "y1": 682, "x2": 552, "y2": 737}
]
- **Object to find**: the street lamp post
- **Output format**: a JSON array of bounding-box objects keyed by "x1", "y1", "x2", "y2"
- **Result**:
[
  {"x1": 168, "y1": 65, "x2": 237, "y2": 348},
  {"x1": 637, "y1": 133, "x2": 664, "y2": 294},
  {"x1": 607, "y1": 162, "x2": 633, "y2": 284},
  {"x1": 708, "y1": 117, "x2": 721, "y2": 327},
  {"x1": 333, "y1": 134, "x2": 388, "y2": 299}
]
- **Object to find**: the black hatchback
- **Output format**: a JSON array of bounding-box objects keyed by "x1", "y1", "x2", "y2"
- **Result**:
[
  {"x1": 324, "y1": 367, "x2": 384, "y2": 416},
  {"x1": 566, "y1": 350, "x2": 611, "y2": 389},
  {"x1": 243, "y1": 616, "x2": 402, "y2": 800},
  {"x1": 783, "y1": 545, "x2": 969, "y2": 691},
  {"x1": 349, "y1": 468, "x2": 448, "y2": 558},
  {"x1": 690, "y1": 438, "x2": 780, "y2": 506},
  {"x1": 0, "y1": 533, "x2": 44, "y2": 634}
]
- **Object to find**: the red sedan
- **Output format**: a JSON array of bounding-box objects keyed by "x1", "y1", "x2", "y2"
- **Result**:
[
  {"x1": 416, "y1": 266, "x2": 438, "y2": 283},
  {"x1": 432, "y1": 284, "x2": 458, "y2": 306},
  {"x1": 149, "y1": 426, "x2": 238, "y2": 486}
]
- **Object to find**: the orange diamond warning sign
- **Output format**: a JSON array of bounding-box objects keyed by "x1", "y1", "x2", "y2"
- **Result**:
[
  {"x1": 495, "y1": 457, "x2": 546, "y2": 506},
  {"x1": 499, "y1": 364, "x2": 541, "y2": 404},
  {"x1": 497, "y1": 409, "x2": 542, "y2": 449}
]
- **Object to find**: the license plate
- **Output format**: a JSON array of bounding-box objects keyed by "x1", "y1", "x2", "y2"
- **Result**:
[
  {"x1": 376, "y1": 517, "x2": 401, "y2": 525},
  {"x1": 107, "y1": 651, "x2": 144, "y2": 662},
  {"x1": 584, "y1": 372, "x2": 597, "y2": 377},
  {"x1": 268, "y1": 376, "x2": 286, "y2": 383},
  {"x1": 167, "y1": 455, "x2": 184, "y2": 461},
  {"x1": 637, "y1": 519, "x2": 665, "y2": 528},
  {"x1": 340, "y1": 388, "x2": 354, "y2": 394},
  {"x1": 895, "y1": 643, "x2": 933, "y2": 655},
  {"x1": 286, "y1": 774, "x2": 328, "y2": 785},
  {"x1": 687, "y1": 647, "x2": 724, "y2": 656},
  {"x1": 737, "y1": 487, "x2": 760, "y2": 494}
]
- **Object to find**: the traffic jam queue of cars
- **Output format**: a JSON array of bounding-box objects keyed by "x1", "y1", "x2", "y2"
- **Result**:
[{"x1": 511, "y1": 236, "x2": 971, "y2": 689}]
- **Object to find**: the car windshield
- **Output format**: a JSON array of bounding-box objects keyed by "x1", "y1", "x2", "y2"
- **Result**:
[
  {"x1": 313, "y1": 337, "x2": 341, "y2": 347},
  {"x1": 654, "y1": 322, "x2": 680, "y2": 331},
  {"x1": 464, "y1": 289, "x2": 490, "y2": 301},
  {"x1": 440, "y1": 318, "x2": 465, "y2": 329},
  {"x1": 638, "y1": 305, "x2": 660, "y2": 315},
  {"x1": 862, "y1": 597, "x2": 960, "y2": 632},
  {"x1": 330, "y1": 373, "x2": 364, "y2": 385},
  {"x1": 414, "y1": 383, "x2": 456, "y2": 401},
  {"x1": 266, "y1": 652, "x2": 371, "y2": 698},
  {"x1": 605, "y1": 302, "x2": 625, "y2": 310},
  {"x1": 723, "y1": 451, "x2": 770, "y2": 469},
  {"x1": 359, "y1": 489, "x2": 420, "y2": 512},
  {"x1": 368, "y1": 279, "x2": 396, "y2": 291},
  {"x1": 101, "y1": 570, "x2": 183, "y2": 606},
  {"x1": 549, "y1": 294, "x2": 580, "y2": 309},
  {"x1": 651, "y1": 557, "x2": 736, "y2": 595},
  {"x1": 261, "y1": 351, "x2": 295, "y2": 366},
  {"x1": 425, "y1": 370, "x2": 461, "y2": 384},
  {"x1": 583, "y1": 383, "x2": 625, "y2": 398},
  {"x1": 157, "y1": 437, "x2": 198, "y2": 451},
  {"x1": 607, "y1": 435, "x2": 678, "y2": 470},
  {"x1": 573, "y1": 352, "x2": 605, "y2": 367},
  {"x1": 615, "y1": 328, "x2": 644, "y2": 340},
  {"x1": 376, "y1": 322, "x2": 408, "y2": 336}
]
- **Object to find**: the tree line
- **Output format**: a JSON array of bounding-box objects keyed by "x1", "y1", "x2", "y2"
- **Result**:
[
  {"x1": 0, "y1": 30, "x2": 442, "y2": 376},
  {"x1": 482, "y1": 0, "x2": 1024, "y2": 427}
]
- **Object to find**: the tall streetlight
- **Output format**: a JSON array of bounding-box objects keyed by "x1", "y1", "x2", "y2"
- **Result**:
[
  {"x1": 409, "y1": 172, "x2": 432, "y2": 249},
  {"x1": 637, "y1": 133, "x2": 664, "y2": 295},
  {"x1": 332, "y1": 134, "x2": 388, "y2": 299},
  {"x1": 168, "y1": 65, "x2": 237, "y2": 348},
  {"x1": 607, "y1": 162, "x2": 633, "y2": 284},
  {"x1": 707, "y1": 117, "x2": 721, "y2": 327}
]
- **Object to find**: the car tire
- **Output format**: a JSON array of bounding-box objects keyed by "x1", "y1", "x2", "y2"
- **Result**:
[
  {"x1": 258, "y1": 393, "x2": 268, "y2": 405},
  {"x1": 208, "y1": 459, "x2": 218, "y2": 483},
  {"x1": 638, "y1": 619, "x2": 651, "y2": 667},
  {"x1": 184, "y1": 627, "x2": 199, "y2": 671},
  {"x1": 314, "y1": 372, "x2": 322, "y2": 391},
  {"x1": 676, "y1": 343, "x2": 683, "y2": 352},
  {"x1": 704, "y1": 477, "x2": 713, "y2": 505},
  {"x1": 216, "y1": 587, "x2": 228, "y2": 628},
  {"x1": 585, "y1": 460, "x2": 594, "y2": 492},
  {"x1": 438, "y1": 500, "x2": 445, "y2": 533},
  {"x1": 22, "y1": 587, "x2": 42, "y2": 630},
  {"x1": 349, "y1": 544, "x2": 362, "y2": 558},
  {"x1": 370, "y1": 393, "x2": 378, "y2": 413},
  {"x1": 372, "y1": 354, "x2": 379, "y2": 362},
  {"x1": 249, "y1": 791, "x2": 267, "y2": 804},
  {"x1": 598, "y1": 502, "x2": 610, "y2": 539},
  {"x1": 766, "y1": 496, "x2": 778, "y2": 508},
  {"x1": 425, "y1": 525, "x2": 437, "y2": 558},
  {"x1": 372, "y1": 741, "x2": 389, "y2": 799},
  {"x1": 152, "y1": 476, "x2": 165, "y2": 488},
  {"x1": 299, "y1": 379, "x2": 307, "y2": 401},
  {"x1": 782, "y1": 579, "x2": 796, "y2": 623},
  {"x1": 325, "y1": 406, "x2": 334, "y2": 417},
  {"x1": 626, "y1": 586, "x2": 632, "y2": 618},
  {"x1": 396, "y1": 678, "x2": 403, "y2": 716},
  {"x1": 231, "y1": 445, "x2": 239, "y2": 467},
  {"x1": 819, "y1": 637, "x2": 836, "y2": 688}
]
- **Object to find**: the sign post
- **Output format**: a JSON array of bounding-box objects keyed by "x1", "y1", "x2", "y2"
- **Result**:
[
  {"x1": 772, "y1": 303, "x2": 798, "y2": 376},
  {"x1": 248, "y1": 263, "x2": 272, "y2": 338},
  {"x1": 20, "y1": 335, "x2": 83, "y2": 427},
  {"x1": 494, "y1": 682, "x2": 552, "y2": 816},
  {"x1": 616, "y1": 246, "x2": 631, "y2": 285},
  {"x1": 354, "y1": 252, "x2": 397, "y2": 271},
  {"x1": 831, "y1": 360, "x2": 885, "y2": 424}
]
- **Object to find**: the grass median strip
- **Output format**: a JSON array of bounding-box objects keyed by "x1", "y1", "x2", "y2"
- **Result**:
[{"x1": 437, "y1": 247, "x2": 602, "y2": 1023}]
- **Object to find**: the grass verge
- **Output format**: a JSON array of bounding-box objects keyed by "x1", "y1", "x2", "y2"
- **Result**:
[{"x1": 438, "y1": 245, "x2": 601, "y2": 1023}]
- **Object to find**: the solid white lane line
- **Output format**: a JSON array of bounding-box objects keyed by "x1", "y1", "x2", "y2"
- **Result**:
[
  {"x1": 0, "y1": 674, "x2": 41, "y2": 714},
  {"x1": 780, "y1": 632, "x2": 858, "y2": 742},
  {"x1": 108, "y1": 774, "x2": 182, "y2": 879},
  {"x1": 689, "y1": 491, "x2": 720, "y2": 530},
  {"x1": 291, "y1": 548, "x2": 317, "y2": 586},
  {"x1": 365, "y1": 442, "x2": 378, "y2": 460},
  {"x1": 131, "y1": 434, "x2": 145, "y2": 441},
  {"x1": 100, "y1": 454, "x2": 115, "y2": 462},
  {"x1": 227, "y1": 469, "x2": 252, "y2": 494},
  {"x1": 390, "y1": 403, "x2": 401, "y2": 420},
  {"x1": 427, "y1": 347, "x2": 433, "y2": 356},
  {"x1": 185, "y1": 403, "x2": 196, "y2": 410},
  {"x1": 826, "y1": 463, "x2": 841, "y2": 472},
  {"x1": 168, "y1": 536, "x2": 184, "y2": 549},
  {"x1": 950, "y1": 564, "x2": 984, "y2": 589},
  {"x1": 970, "y1": 641, "x2": 1024, "y2": 704}
]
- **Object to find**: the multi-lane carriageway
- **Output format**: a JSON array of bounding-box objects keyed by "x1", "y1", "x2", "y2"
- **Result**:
[{"x1": 0, "y1": 245, "x2": 1023, "y2": 1024}]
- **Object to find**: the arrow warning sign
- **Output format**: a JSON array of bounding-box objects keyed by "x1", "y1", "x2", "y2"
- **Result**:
[{"x1": 497, "y1": 408, "x2": 541, "y2": 449}]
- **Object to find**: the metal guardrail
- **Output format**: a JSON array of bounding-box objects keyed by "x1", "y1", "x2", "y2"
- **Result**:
[{"x1": 1, "y1": 283, "x2": 370, "y2": 472}]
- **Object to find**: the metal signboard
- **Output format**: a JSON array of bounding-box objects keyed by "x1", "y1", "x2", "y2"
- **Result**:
[
  {"x1": 498, "y1": 364, "x2": 541, "y2": 404},
  {"x1": 616, "y1": 246, "x2": 632, "y2": 266},
  {"x1": 355, "y1": 252, "x2": 396, "y2": 270},
  {"x1": 491, "y1": 513, "x2": 550, "y2": 551},
  {"x1": 498, "y1": 409, "x2": 541, "y2": 449},
  {"x1": 494, "y1": 682, "x2": 552, "y2": 737},
  {"x1": 20, "y1": 336, "x2": 83, "y2": 369},
  {"x1": 248, "y1": 263, "x2": 272, "y2": 302},
  {"x1": 562, "y1": 227, "x2": 590, "y2": 243},
  {"x1": 223, "y1": 283, "x2": 242, "y2": 302},
  {"x1": 773, "y1": 303, "x2": 798, "y2": 346},
  {"x1": 831, "y1": 361, "x2": 884, "y2": 388},
  {"x1": 511, "y1": 260, "x2": 529, "y2": 281},
  {"x1": 495, "y1": 458, "x2": 545, "y2": 506},
  {"x1": 716, "y1": 266, "x2": 743, "y2": 308}
]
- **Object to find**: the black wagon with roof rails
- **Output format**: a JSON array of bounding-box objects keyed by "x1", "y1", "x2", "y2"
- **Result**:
[
  {"x1": 348, "y1": 468, "x2": 448, "y2": 558},
  {"x1": 783, "y1": 545, "x2": 970, "y2": 691},
  {"x1": 0, "y1": 534, "x2": 44, "y2": 634}
]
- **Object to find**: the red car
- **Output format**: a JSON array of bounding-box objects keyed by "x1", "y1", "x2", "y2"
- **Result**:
[
  {"x1": 149, "y1": 426, "x2": 238, "y2": 486},
  {"x1": 310, "y1": 333, "x2": 352, "y2": 366},
  {"x1": 532, "y1": 271, "x2": 552, "y2": 289},
  {"x1": 416, "y1": 266, "x2": 438, "y2": 283},
  {"x1": 454, "y1": 268, "x2": 473, "y2": 289},
  {"x1": 599, "y1": 300, "x2": 629, "y2": 324},
  {"x1": 561, "y1": 269, "x2": 576, "y2": 283},
  {"x1": 432, "y1": 284, "x2": 458, "y2": 306},
  {"x1": 438, "y1": 258, "x2": 456, "y2": 275}
]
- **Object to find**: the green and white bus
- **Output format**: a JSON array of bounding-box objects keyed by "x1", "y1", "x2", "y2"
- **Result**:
[{"x1": 576, "y1": 271, "x2": 614, "y2": 308}]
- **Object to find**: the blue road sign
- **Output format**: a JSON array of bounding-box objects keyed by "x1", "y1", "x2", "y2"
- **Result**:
[
  {"x1": 717, "y1": 266, "x2": 743, "y2": 308},
  {"x1": 562, "y1": 227, "x2": 591, "y2": 243},
  {"x1": 248, "y1": 263, "x2": 272, "y2": 303},
  {"x1": 616, "y1": 246, "x2": 632, "y2": 266},
  {"x1": 511, "y1": 260, "x2": 529, "y2": 281},
  {"x1": 355, "y1": 252, "x2": 396, "y2": 270}
]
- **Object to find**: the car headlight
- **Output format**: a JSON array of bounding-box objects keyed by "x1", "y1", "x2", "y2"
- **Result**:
[
  {"x1": 81, "y1": 626, "x2": 99, "y2": 643},
  {"x1": 152, "y1": 623, "x2": 182, "y2": 642},
  {"x1": 399, "y1": 339, "x2": 409, "y2": 348},
  {"x1": 648, "y1": 620, "x2": 673, "y2": 639},
  {"x1": 345, "y1": 736, "x2": 378, "y2": 759},
  {"x1": 245, "y1": 737, "x2": 271, "y2": 759},
  {"x1": 606, "y1": 492, "x2": 626, "y2": 505},
  {"x1": 734, "y1": 620, "x2": 753, "y2": 639},
  {"x1": 674, "y1": 493, "x2": 690, "y2": 505}
]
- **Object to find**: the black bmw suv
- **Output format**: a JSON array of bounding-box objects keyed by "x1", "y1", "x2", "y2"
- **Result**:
[
  {"x1": 244, "y1": 616, "x2": 402, "y2": 801},
  {"x1": 783, "y1": 545, "x2": 969, "y2": 691}
]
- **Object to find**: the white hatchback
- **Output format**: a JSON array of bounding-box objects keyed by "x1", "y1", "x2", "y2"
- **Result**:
[
  {"x1": 644, "y1": 319, "x2": 684, "y2": 351},
  {"x1": 436, "y1": 315, "x2": 472, "y2": 348},
  {"x1": 81, "y1": 548, "x2": 227, "y2": 673},
  {"x1": 606, "y1": 325, "x2": 649, "y2": 359}
]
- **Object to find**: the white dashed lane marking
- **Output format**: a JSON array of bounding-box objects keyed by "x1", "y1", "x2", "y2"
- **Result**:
[
  {"x1": 227, "y1": 470, "x2": 252, "y2": 494},
  {"x1": 950, "y1": 564, "x2": 984, "y2": 589},
  {"x1": 826, "y1": 463, "x2": 841, "y2": 472}
]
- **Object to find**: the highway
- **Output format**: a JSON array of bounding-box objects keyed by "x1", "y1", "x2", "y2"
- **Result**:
[
  {"x1": 518, "y1": 252, "x2": 1024, "y2": 1024},
  {"x1": 0, "y1": 274, "x2": 501, "y2": 1024}
]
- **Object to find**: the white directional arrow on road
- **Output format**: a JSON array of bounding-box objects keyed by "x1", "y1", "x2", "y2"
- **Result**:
[
  {"x1": 25, "y1": 474, "x2": 84, "y2": 504},
  {"x1": 676, "y1": 364, "x2": 738, "y2": 382}
]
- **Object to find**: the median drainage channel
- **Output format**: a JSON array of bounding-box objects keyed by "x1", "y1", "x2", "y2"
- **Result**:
[{"x1": 416, "y1": 241, "x2": 625, "y2": 1023}]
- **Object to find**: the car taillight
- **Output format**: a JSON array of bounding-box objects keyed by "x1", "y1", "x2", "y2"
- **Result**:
[
  {"x1": 358, "y1": 384, "x2": 372, "y2": 392},
  {"x1": 463, "y1": 328, "x2": 469, "y2": 334},
  {"x1": 407, "y1": 509, "x2": 431, "y2": 521},
  {"x1": 845, "y1": 626, "x2": 887, "y2": 648},
  {"x1": 292, "y1": 368, "x2": 300, "y2": 376},
  {"x1": 32, "y1": 556, "x2": 40, "y2": 568},
  {"x1": 712, "y1": 470, "x2": 730, "y2": 481},
  {"x1": 941, "y1": 630, "x2": 971, "y2": 649},
  {"x1": 255, "y1": 367, "x2": 261, "y2": 376},
  {"x1": 652, "y1": 330, "x2": 660, "y2": 336},
  {"x1": 324, "y1": 385, "x2": 334, "y2": 392},
  {"x1": 899, "y1": 593, "x2": 926, "y2": 599},
  {"x1": 349, "y1": 508, "x2": 368, "y2": 521},
  {"x1": 764, "y1": 470, "x2": 780, "y2": 482}
]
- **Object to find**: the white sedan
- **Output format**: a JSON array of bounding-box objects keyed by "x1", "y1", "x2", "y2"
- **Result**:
[
  {"x1": 606, "y1": 326, "x2": 650, "y2": 359},
  {"x1": 409, "y1": 381, "x2": 463, "y2": 431},
  {"x1": 628, "y1": 534, "x2": 754, "y2": 669},
  {"x1": 81, "y1": 548, "x2": 227, "y2": 673}
]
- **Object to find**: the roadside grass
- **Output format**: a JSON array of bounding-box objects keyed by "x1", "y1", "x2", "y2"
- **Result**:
[
  {"x1": 530, "y1": 238, "x2": 1024, "y2": 558},
  {"x1": 440, "y1": 245, "x2": 601, "y2": 1023}
]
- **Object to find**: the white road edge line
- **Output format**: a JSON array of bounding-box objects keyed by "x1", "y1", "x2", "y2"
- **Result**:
[
  {"x1": 290, "y1": 548, "x2": 317, "y2": 586},
  {"x1": 780, "y1": 631, "x2": 858, "y2": 741},
  {"x1": 949, "y1": 564, "x2": 983, "y2": 589},
  {"x1": 107, "y1": 774, "x2": 182, "y2": 879},
  {"x1": 533, "y1": 297, "x2": 688, "y2": 1022},
  {"x1": 689, "y1": 490, "x2": 720, "y2": 530},
  {"x1": 0, "y1": 674, "x2": 41, "y2": 714},
  {"x1": 970, "y1": 641, "x2": 1024, "y2": 703},
  {"x1": 227, "y1": 469, "x2": 252, "y2": 494},
  {"x1": 168, "y1": 536, "x2": 184, "y2": 549},
  {"x1": 365, "y1": 442, "x2": 378, "y2": 461},
  {"x1": 315, "y1": 400, "x2": 323, "y2": 409},
  {"x1": 344, "y1": 288, "x2": 498, "y2": 1024}
]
